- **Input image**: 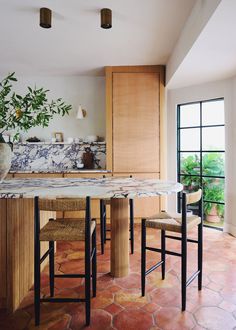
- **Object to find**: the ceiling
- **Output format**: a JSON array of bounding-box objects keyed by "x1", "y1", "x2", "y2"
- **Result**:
[
  {"x1": 0, "y1": 0, "x2": 196, "y2": 76},
  {"x1": 168, "y1": 0, "x2": 236, "y2": 89}
]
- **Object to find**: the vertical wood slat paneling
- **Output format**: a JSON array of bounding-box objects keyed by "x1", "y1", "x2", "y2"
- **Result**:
[
  {"x1": 110, "y1": 198, "x2": 129, "y2": 277},
  {"x1": 0, "y1": 199, "x2": 7, "y2": 308},
  {"x1": 6, "y1": 199, "x2": 55, "y2": 312},
  {"x1": 113, "y1": 72, "x2": 160, "y2": 173}
]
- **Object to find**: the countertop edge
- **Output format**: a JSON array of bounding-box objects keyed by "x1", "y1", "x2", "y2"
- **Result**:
[{"x1": 9, "y1": 170, "x2": 111, "y2": 174}]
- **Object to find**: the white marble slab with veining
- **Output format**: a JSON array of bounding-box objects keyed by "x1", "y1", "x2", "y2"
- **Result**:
[{"x1": 0, "y1": 177, "x2": 183, "y2": 199}]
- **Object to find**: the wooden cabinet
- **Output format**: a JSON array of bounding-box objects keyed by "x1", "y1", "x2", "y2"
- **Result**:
[
  {"x1": 13, "y1": 173, "x2": 63, "y2": 178},
  {"x1": 113, "y1": 72, "x2": 160, "y2": 172},
  {"x1": 106, "y1": 65, "x2": 166, "y2": 217}
]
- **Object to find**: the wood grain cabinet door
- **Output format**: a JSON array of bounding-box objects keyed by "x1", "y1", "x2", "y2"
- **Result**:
[{"x1": 113, "y1": 72, "x2": 160, "y2": 173}]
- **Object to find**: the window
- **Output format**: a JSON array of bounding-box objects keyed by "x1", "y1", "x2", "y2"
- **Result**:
[{"x1": 177, "y1": 99, "x2": 225, "y2": 229}]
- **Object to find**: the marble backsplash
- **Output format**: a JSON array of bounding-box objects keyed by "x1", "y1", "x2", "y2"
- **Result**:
[{"x1": 11, "y1": 142, "x2": 106, "y2": 171}]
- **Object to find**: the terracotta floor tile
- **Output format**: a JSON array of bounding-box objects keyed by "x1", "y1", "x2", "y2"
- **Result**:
[
  {"x1": 220, "y1": 288, "x2": 236, "y2": 305},
  {"x1": 113, "y1": 309, "x2": 154, "y2": 330},
  {"x1": 2, "y1": 225, "x2": 236, "y2": 330},
  {"x1": 150, "y1": 287, "x2": 181, "y2": 308},
  {"x1": 115, "y1": 273, "x2": 141, "y2": 289},
  {"x1": 104, "y1": 303, "x2": 124, "y2": 315},
  {"x1": 91, "y1": 291, "x2": 114, "y2": 309},
  {"x1": 206, "y1": 280, "x2": 223, "y2": 292},
  {"x1": 155, "y1": 307, "x2": 195, "y2": 330},
  {"x1": 48, "y1": 314, "x2": 71, "y2": 330},
  {"x1": 114, "y1": 290, "x2": 148, "y2": 308},
  {"x1": 194, "y1": 306, "x2": 236, "y2": 330},
  {"x1": 55, "y1": 277, "x2": 83, "y2": 289},
  {"x1": 219, "y1": 300, "x2": 236, "y2": 313},
  {"x1": 70, "y1": 309, "x2": 112, "y2": 330},
  {"x1": 141, "y1": 302, "x2": 161, "y2": 313},
  {"x1": 186, "y1": 287, "x2": 223, "y2": 307}
]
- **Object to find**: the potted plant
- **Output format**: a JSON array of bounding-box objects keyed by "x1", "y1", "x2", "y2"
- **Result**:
[
  {"x1": 180, "y1": 155, "x2": 200, "y2": 191},
  {"x1": 0, "y1": 72, "x2": 72, "y2": 181},
  {"x1": 204, "y1": 184, "x2": 224, "y2": 223},
  {"x1": 202, "y1": 153, "x2": 224, "y2": 178}
]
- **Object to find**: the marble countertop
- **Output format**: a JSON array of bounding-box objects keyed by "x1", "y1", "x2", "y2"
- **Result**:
[
  {"x1": 0, "y1": 177, "x2": 182, "y2": 199},
  {"x1": 9, "y1": 169, "x2": 110, "y2": 174}
]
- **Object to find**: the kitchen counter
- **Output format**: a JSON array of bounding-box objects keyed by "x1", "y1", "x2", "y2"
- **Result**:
[
  {"x1": 9, "y1": 169, "x2": 110, "y2": 174},
  {"x1": 0, "y1": 177, "x2": 182, "y2": 199},
  {"x1": 0, "y1": 178, "x2": 182, "y2": 312}
]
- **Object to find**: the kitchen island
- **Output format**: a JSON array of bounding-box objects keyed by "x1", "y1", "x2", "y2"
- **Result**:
[{"x1": 0, "y1": 177, "x2": 182, "y2": 312}]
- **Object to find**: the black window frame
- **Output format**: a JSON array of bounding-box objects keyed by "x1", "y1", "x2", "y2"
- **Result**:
[{"x1": 177, "y1": 98, "x2": 225, "y2": 230}]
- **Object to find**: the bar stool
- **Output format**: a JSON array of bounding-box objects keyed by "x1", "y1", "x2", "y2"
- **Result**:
[
  {"x1": 34, "y1": 196, "x2": 96, "y2": 326},
  {"x1": 141, "y1": 189, "x2": 203, "y2": 311},
  {"x1": 100, "y1": 174, "x2": 134, "y2": 255}
]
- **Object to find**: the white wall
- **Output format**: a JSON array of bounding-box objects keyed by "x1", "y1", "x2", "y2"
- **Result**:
[
  {"x1": 166, "y1": 78, "x2": 236, "y2": 236},
  {"x1": 166, "y1": 0, "x2": 221, "y2": 85},
  {"x1": 4, "y1": 75, "x2": 106, "y2": 141}
]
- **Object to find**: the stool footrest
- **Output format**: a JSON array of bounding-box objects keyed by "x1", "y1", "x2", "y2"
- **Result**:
[
  {"x1": 146, "y1": 246, "x2": 181, "y2": 257},
  {"x1": 165, "y1": 234, "x2": 198, "y2": 243},
  {"x1": 90, "y1": 247, "x2": 96, "y2": 261},
  {"x1": 146, "y1": 260, "x2": 163, "y2": 276},
  {"x1": 54, "y1": 274, "x2": 85, "y2": 278},
  {"x1": 186, "y1": 270, "x2": 200, "y2": 287},
  {"x1": 40, "y1": 247, "x2": 53, "y2": 264},
  {"x1": 41, "y1": 297, "x2": 86, "y2": 303}
]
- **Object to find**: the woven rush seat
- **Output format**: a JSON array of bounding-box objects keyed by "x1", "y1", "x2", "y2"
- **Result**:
[
  {"x1": 40, "y1": 219, "x2": 96, "y2": 241},
  {"x1": 146, "y1": 211, "x2": 201, "y2": 233}
]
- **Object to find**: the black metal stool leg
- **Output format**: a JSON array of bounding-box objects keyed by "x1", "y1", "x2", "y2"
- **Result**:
[
  {"x1": 130, "y1": 199, "x2": 134, "y2": 254},
  {"x1": 85, "y1": 234, "x2": 91, "y2": 326},
  {"x1": 104, "y1": 204, "x2": 107, "y2": 242},
  {"x1": 161, "y1": 230, "x2": 166, "y2": 280},
  {"x1": 141, "y1": 219, "x2": 146, "y2": 296},
  {"x1": 49, "y1": 240, "x2": 54, "y2": 297},
  {"x1": 34, "y1": 197, "x2": 41, "y2": 326},
  {"x1": 100, "y1": 200, "x2": 105, "y2": 254},
  {"x1": 34, "y1": 241, "x2": 41, "y2": 326},
  {"x1": 92, "y1": 229, "x2": 97, "y2": 297},
  {"x1": 181, "y1": 229, "x2": 187, "y2": 311},
  {"x1": 198, "y1": 223, "x2": 203, "y2": 290}
]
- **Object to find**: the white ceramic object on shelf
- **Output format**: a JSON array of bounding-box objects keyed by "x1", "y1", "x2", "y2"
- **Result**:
[
  {"x1": 76, "y1": 161, "x2": 84, "y2": 168},
  {"x1": 67, "y1": 137, "x2": 74, "y2": 143},
  {"x1": 85, "y1": 135, "x2": 98, "y2": 143}
]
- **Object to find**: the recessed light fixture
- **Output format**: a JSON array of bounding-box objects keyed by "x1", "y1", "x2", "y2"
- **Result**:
[
  {"x1": 40, "y1": 8, "x2": 52, "y2": 29},
  {"x1": 101, "y1": 8, "x2": 112, "y2": 29}
]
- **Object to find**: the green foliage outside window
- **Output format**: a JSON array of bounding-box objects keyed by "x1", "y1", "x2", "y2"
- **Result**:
[{"x1": 181, "y1": 153, "x2": 224, "y2": 217}]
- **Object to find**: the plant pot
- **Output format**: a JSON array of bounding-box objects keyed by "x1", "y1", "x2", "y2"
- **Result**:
[
  {"x1": 0, "y1": 143, "x2": 12, "y2": 182},
  {"x1": 206, "y1": 205, "x2": 221, "y2": 223}
]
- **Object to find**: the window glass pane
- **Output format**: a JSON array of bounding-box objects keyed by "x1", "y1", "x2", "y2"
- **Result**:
[
  {"x1": 180, "y1": 153, "x2": 200, "y2": 175},
  {"x1": 202, "y1": 127, "x2": 225, "y2": 150},
  {"x1": 180, "y1": 103, "x2": 200, "y2": 127},
  {"x1": 180, "y1": 128, "x2": 200, "y2": 151},
  {"x1": 202, "y1": 99, "x2": 224, "y2": 126},
  {"x1": 202, "y1": 152, "x2": 225, "y2": 177}
]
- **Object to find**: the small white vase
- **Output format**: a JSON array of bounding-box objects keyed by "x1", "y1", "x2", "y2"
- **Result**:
[{"x1": 0, "y1": 143, "x2": 12, "y2": 182}]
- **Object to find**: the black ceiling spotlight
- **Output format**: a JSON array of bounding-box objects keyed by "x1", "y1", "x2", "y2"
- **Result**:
[
  {"x1": 40, "y1": 7, "x2": 52, "y2": 28},
  {"x1": 101, "y1": 8, "x2": 112, "y2": 29}
]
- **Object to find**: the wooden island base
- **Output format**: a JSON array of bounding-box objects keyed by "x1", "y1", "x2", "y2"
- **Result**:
[
  {"x1": 110, "y1": 198, "x2": 129, "y2": 277},
  {"x1": 0, "y1": 199, "x2": 55, "y2": 312}
]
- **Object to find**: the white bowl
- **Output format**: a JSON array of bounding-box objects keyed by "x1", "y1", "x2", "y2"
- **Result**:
[{"x1": 76, "y1": 163, "x2": 84, "y2": 169}]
